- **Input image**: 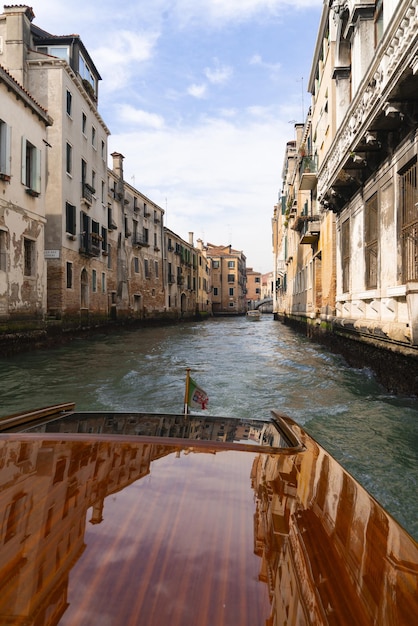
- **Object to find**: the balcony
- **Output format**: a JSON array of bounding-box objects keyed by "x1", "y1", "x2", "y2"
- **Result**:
[
  {"x1": 298, "y1": 217, "x2": 321, "y2": 245},
  {"x1": 79, "y1": 233, "x2": 101, "y2": 257},
  {"x1": 81, "y1": 183, "x2": 95, "y2": 206},
  {"x1": 299, "y1": 156, "x2": 317, "y2": 191},
  {"x1": 133, "y1": 235, "x2": 149, "y2": 248}
]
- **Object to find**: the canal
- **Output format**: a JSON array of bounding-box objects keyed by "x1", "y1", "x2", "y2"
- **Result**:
[{"x1": 0, "y1": 316, "x2": 417, "y2": 540}]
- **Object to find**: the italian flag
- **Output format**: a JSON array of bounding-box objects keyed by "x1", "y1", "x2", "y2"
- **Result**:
[{"x1": 188, "y1": 377, "x2": 209, "y2": 410}]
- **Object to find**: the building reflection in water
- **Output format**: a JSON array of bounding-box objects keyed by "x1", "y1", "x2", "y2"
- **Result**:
[
  {"x1": 251, "y1": 427, "x2": 418, "y2": 625},
  {"x1": 0, "y1": 413, "x2": 416, "y2": 625}
]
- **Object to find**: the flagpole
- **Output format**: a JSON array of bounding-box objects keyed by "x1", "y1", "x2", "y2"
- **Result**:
[{"x1": 184, "y1": 368, "x2": 191, "y2": 416}]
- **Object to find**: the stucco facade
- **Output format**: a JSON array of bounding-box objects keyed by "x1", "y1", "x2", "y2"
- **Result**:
[
  {"x1": 274, "y1": 0, "x2": 418, "y2": 379},
  {"x1": 246, "y1": 267, "x2": 262, "y2": 307},
  {"x1": 0, "y1": 59, "x2": 51, "y2": 324},
  {"x1": 207, "y1": 244, "x2": 247, "y2": 315},
  {"x1": 164, "y1": 231, "x2": 211, "y2": 318}
]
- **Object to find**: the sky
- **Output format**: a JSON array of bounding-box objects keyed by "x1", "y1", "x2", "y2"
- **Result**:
[{"x1": 32, "y1": 0, "x2": 323, "y2": 274}]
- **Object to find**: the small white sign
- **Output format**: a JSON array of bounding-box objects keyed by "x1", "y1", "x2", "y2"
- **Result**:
[{"x1": 44, "y1": 249, "x2": 60, "y2": 259}]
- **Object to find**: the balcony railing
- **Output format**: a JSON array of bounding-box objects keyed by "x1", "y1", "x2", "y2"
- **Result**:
[
  {"x1": 299, "y1": 156, "x2": 318, "y2": 191},
  {"x1": 300, "y1": 217, "x2": 321, "y2": 245},
  {"x1": 82, "y1": 183, "x2": 95, "y2": 205},
  {"x1": 79, "y1": 232, "x2": 101, "y2": 257},
  {"x1": 133, "y1": 235, "x2": 149, "y2": 248}
]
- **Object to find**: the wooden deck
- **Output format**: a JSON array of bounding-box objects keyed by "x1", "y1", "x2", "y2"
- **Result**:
[{"x1": 0, "y1": 410, "x2": 416, "y2": 624}]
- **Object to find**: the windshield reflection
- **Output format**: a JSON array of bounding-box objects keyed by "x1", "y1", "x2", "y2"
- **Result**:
[
  {"x1": 20, "y1": 412, "x2": 292, "y2": 450},
  {"x1": 0, "y1": 425, "x2": 417, "y2": 625}
]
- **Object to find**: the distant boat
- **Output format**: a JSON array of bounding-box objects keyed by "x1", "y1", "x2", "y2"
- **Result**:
[
  {"x1": 0, "y1": 403, "x2": 417, "y2": 625},
  {"x1": 246, "y1": 310, "x2": 261, "y2": 320}
]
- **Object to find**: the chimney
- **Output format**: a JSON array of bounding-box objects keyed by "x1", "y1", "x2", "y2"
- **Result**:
[
  {"x1": 111, "y1": 152, "x2": 124, "y2": 180},
  {"x1": 2, "y1": 5, "x2": 35, "y2": 87},
  {"x1": 189, "y1": 232, "x2": 194, "y2": 246}
]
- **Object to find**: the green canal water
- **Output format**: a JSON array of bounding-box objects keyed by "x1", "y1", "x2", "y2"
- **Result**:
[{"x1": 0, "y1": 316, "x2": 417, "y2": 539}]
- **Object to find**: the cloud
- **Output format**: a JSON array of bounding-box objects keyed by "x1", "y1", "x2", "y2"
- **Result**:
[
  {"x1": 187, "y1": 84, "x2": 208, "y2": 99},
  {"x1": 108, "y1": 111, "x2": 290, "y2": 271},
  {"x1": 172, "y1": 0, "x2": 322, "y2": 26},
  {"x1": 249, "y1": 54, "x2": 281, "y2": 76},
  {"x1": 204, "y1": 60, "x2": 233, "y2": 85},
  {"x1": 93, "y1": 29, "x2": 160, "y2": 91},
  {"x1": 118, "y1": 105, "x2": 165, "y2": 129}
]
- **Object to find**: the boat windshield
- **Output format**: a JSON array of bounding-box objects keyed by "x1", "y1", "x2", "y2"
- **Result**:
[{"x1": 13, "y1": 411, "x2": 303, "y2": 453}]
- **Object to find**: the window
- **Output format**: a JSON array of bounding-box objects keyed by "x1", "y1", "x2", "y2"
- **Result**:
[
  {"x1": 375, "y1": 0, "x2": 384, "y2": 46},
  {"x1": 101, "y1": 227, "x2": 108, "y2": 252},
  {"x1": 21, "y1": 138, "x2": 41, "y2": 193},
  {"x1": 66, "y1": 262, "x2": 73, "y2": 288},
  {"x1": 400, "y1": 158, "x2": 418, "y2": 282},
  {"x1": 168, "y1": 262, "x2": 174, "y2": 283},
  {"x1": 229, "y1": 302, "x2": 235, "y2": 307},
  {"x1": 0, "y1": 230, "x2": 7, "y2": 271},
  {"x1": 108, "y1": 206, "x2": 115, "y2": 230},
  {"x1": 212, "y1": 260, "x2": 219, "y2": 269},
  {"x1": 82, "y1": 112, "x2": 87, "y2": 135},
  {"x1": 101, "y1": 272, "x2": 106, "y2": 293},
  {"x1": 255, "y1": 276, "x2": 260, "y2": 283},
  {"x1": 144, "y1": 259, "x2": 150, "y2": 278},
  {"x1": 155, "y1": 261, "x2": 159, "y2": 278},
  {"x1": 365, "y1": 194, "x2": 378, "y2": 289},
  {"x1": 66, "y1": 142, "x2": 72, "y2": 175},
  {"x1": 91, "y1": 126, "x2": 96, "y2": 149},
  {"x1": 154, "y1": 233, "x2": 158, "y2": 247},
  {"x1": 66, "y1": 90, "x2": 72, "y2": 116},
  {"x1": 213, "y1": 287, "x2": 218, "y2": 296},
  {"x1": 228, "y1": 261, "x2": 235, "y2": 268},
  {"x1": 227, "y1": 274, "x2": 235, "y2": 283},
  {"x1": 124, "y1": 215, "x2": 131, "y2": 237},
  {"x1": 5, "y1": 494, "x2": 26, "y2": 542},
  {"x1": 101, "y1": 140, "x2": 105, "y2": 160},
  {"x1": 65, "y1": 202, "x2": 76, "y2": 235},
  {"x1": 44, "y1": 506, "x2": 54, "y2": 537},
  {"x1": 92, "y1": 269, "x2": 97, "y2": 292},
  {"x1": 24, "y1": 238, "x2": 35, "y2": 276},
  {"x1": 91, "y1": 220, "x2": 100, "y2": 250},
  {"x1": 53, "y1": 458, "x2": 66, "y2": 484},
  {"x1": 91, "y1": 171, "x2": 96, "y2": 193},
  {"x1": 36, "y1": 45, "x2": 69, "y2": 61},
  {"x1": 0, "y1": 119, "x2": 11, "y2": 176},
  {"x1": 101, "y1": 180, "x2": 105, "y2": 204},
  {"x1": 81, "y1": 268, "x2": 88, "y2": 309},
  {"x1": 229, "y1": 288, "x2": 234, "y2": 296},
  {"x1": 79, "y1": 53, "x2": 96, "y2": 90},
  {"x1": 341, "y1": 219, "x2": 350, "y2": 293},
  {"x1": 134, "y1": 257, "x2": 139, "y2": 273},
  {"x1": 81, "y1": 159, "x2": 87, "y2": 186},
  {"x1": 80, "y1": 210, "x2": 91, "y2": 252}
]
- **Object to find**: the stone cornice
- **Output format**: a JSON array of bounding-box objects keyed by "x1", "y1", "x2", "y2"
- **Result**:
[{"x1": 318, "y1": 0, "x2": 418, "y2": 199}]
